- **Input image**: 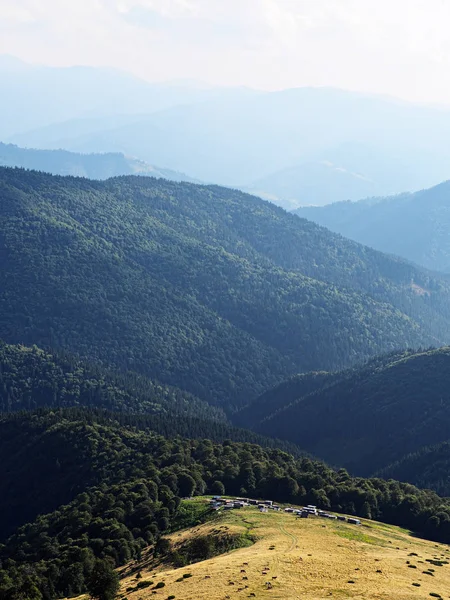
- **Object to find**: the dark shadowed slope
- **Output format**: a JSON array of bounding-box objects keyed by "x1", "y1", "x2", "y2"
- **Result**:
[
  {"x1": 0, "y1": 340, "x2": 224, "y2": 421},
  {"x1": 244, "y1": 348, "x2": 450, "y2": 476},
  {"x1": 378, "y1": 441, "x2": 450, "y2": 497}
]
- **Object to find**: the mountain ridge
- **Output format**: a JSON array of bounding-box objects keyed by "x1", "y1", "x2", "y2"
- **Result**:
[
  {"x1": 3, "y1": 168, "x2": 450, "y2": 408},
  {"x1": 0, "y1": 142, "x2": 199, "y2": 182},
  {"x1": 239, "y1": 347, "x2": 450, "y2": 480},
  {"x1": 295, "y1": 180, "x2": 450, "y2": 273}
]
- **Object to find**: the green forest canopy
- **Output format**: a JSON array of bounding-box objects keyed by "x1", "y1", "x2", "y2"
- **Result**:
[
  {"x1": 2, "y1": 409, "x2": 450, "y2": 599},
  {"x1": 239, "y1": 348, "x2": 450, "y2": 481},
  {"x1": 2, "y1": 168, "x2": 450, "y2": 409}
]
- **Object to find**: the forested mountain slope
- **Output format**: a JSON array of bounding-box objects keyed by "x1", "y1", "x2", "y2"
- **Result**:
[
  {"x1": 378, "y1": 441, "x2": 450, "y2": 497},
  {"x1": 3, "y1": 169, "x2": 450, "y2": 407},
  {"x1": 244, "y1": 348, "x2": 450, "y2": 476},
  {"x1": 0, "y1": 408, "x2": 299, "y2": 539},
  {"x1": 3, "y1": 409, "x2": 450, "y2": 599},
  {"x1": 296, "y1": 181, "x2": 450, "y2": 273},
  {"x1": 236, "y1": 371, "x2": 338, "y2": 429},
  {"x1": 0, "y1": 142, "x2": 198, "y2": 182},
  {"x1": 0, "y1": 340, "x2": 224, "y2": 420}
]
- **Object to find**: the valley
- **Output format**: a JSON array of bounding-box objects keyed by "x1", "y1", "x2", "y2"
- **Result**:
[
  {"x1": 2, "y1": 167, "x2": 450, "y2": 599},
  {"x1": 4, "y1": 6, "x2": 450, "y2": 600}
]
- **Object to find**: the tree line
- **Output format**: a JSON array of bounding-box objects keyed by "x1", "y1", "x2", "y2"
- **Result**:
[{"x1": 2, "y1": 409, "x2": 450, "y2": 598}]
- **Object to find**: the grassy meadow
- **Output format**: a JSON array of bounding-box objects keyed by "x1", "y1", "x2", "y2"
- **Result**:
[{"x1": 112, "y1": 499, "x2": 450, "y2": 600}]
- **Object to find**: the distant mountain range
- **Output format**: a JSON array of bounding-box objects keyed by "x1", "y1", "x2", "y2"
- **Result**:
[
  {"x1": 296, "y1": 180, "x2": 450, "y2": 273},
  {"x1": 6, "y1": 67, "x2": 450, "y2": 208},
  {"x1": 0, "y1": 54, "x2": 257, "y2": 139},
  {"x1": 0, "y1": 142, "x2": 198, "y2": 182},
  {"x1": 243, "y1": 143, "x2": 430, "y2": 208}
]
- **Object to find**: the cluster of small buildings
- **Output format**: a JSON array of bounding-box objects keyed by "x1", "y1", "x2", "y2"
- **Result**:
[
  {"x1": 286, "y1": 504, "x2": 361, "y2": 524},
  {"x1": 209, "y1": 497, "x2": 282, "y2": 512},
  {"x1": 209, "y1": 497, "x2": 361, "y2": 525}
]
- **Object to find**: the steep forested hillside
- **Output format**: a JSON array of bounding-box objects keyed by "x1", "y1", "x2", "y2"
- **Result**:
[
  {"x1": 296, "y1": 181, "x2": 450, "y2": 273},
  {"x1": 2, "y1": 409, "x2": 450, "y2": 599},
  {"x1": 243, "y1": 348, "x2": 450, "y2": 476},
  {"x1": 236, "y1": 371, "x2": 338, "y2": 429},
  {"x1": 0, "y1": 142, "x2": 197, "y2": 182},
  {"x1": 2, "y1": 168, "x2": 450, "y2": 408},
  {"x1": 378, "y1": 442, "x2": 450, "y2": 497},
  {"x1": 0, "y1": 340, "x2": 224, "y2": 420}
]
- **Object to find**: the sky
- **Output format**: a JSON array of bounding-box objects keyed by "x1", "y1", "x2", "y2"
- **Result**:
[{"x1": 1, "y1": 0, "x2": 450, "y2": 104}]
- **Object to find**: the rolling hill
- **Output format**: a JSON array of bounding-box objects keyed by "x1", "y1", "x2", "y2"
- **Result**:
[
  {"x1": 0, "y1": 142, "x2": 198, "y2": 182},
  {"x1": 119, "y1": 502, "x2": 450, "y2": 600},
  {"x1": 2, "y1": 409, "x2": 450, "y2": 599},
  {"x1": 296, "y1": 180, "x2": 450, "y2": 273},
  {"x1": 239, "y1": 348, "x2": 450, "y2": 477},
  {"x1": 243, "y1": 142, "x2": 427, "y2": 208},
  {"x1": 0, "y1": 408, "x2": 300, "y2": 540},
  {"x1": 3, "y1": 168, "x2": 450, "y2": 408}
]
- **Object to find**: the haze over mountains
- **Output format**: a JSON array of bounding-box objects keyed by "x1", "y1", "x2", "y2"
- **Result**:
[
  {"x1": 0, "y1": 142, "x2": 198, "y2": 182},
  {"x1": 0, "y1": 55, "x2": 256, "y2": 139},
  {"x1": 296, "y1": 181, "x2": 450, "y2": 273},
  {"x1": 5, "y1": 57, "x2": 450, "y2": 208},
  {"x1": 6, "y1": 2, "x2": 450, "y2": 596}
]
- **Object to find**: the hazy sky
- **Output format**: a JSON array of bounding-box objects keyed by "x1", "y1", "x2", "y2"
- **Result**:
[{"x1": 1, "y1": 0, "x2": 450, "y2": 104}]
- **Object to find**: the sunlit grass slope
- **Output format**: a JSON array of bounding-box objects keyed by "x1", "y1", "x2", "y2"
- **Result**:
[{"x1": 117, "y1": 500, "x2": 450, "y2": 600}]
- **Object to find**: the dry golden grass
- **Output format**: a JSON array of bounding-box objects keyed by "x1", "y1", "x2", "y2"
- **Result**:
[{"x1": 118, "y1": 504, "x2": 450, "y2": 600}]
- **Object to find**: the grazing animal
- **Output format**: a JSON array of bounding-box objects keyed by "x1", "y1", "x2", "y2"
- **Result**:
[
  {"x1": 241, "y1": 569, "x2": 246, "y2": 573},
  {"x1": 272, "y1": 576, "x2": 277, "y2": 579}
]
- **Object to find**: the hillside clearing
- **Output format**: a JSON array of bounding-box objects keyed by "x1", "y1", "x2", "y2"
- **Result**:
[{"x1": 117, "y1": 501, "x2": 450, "y2": 600}]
